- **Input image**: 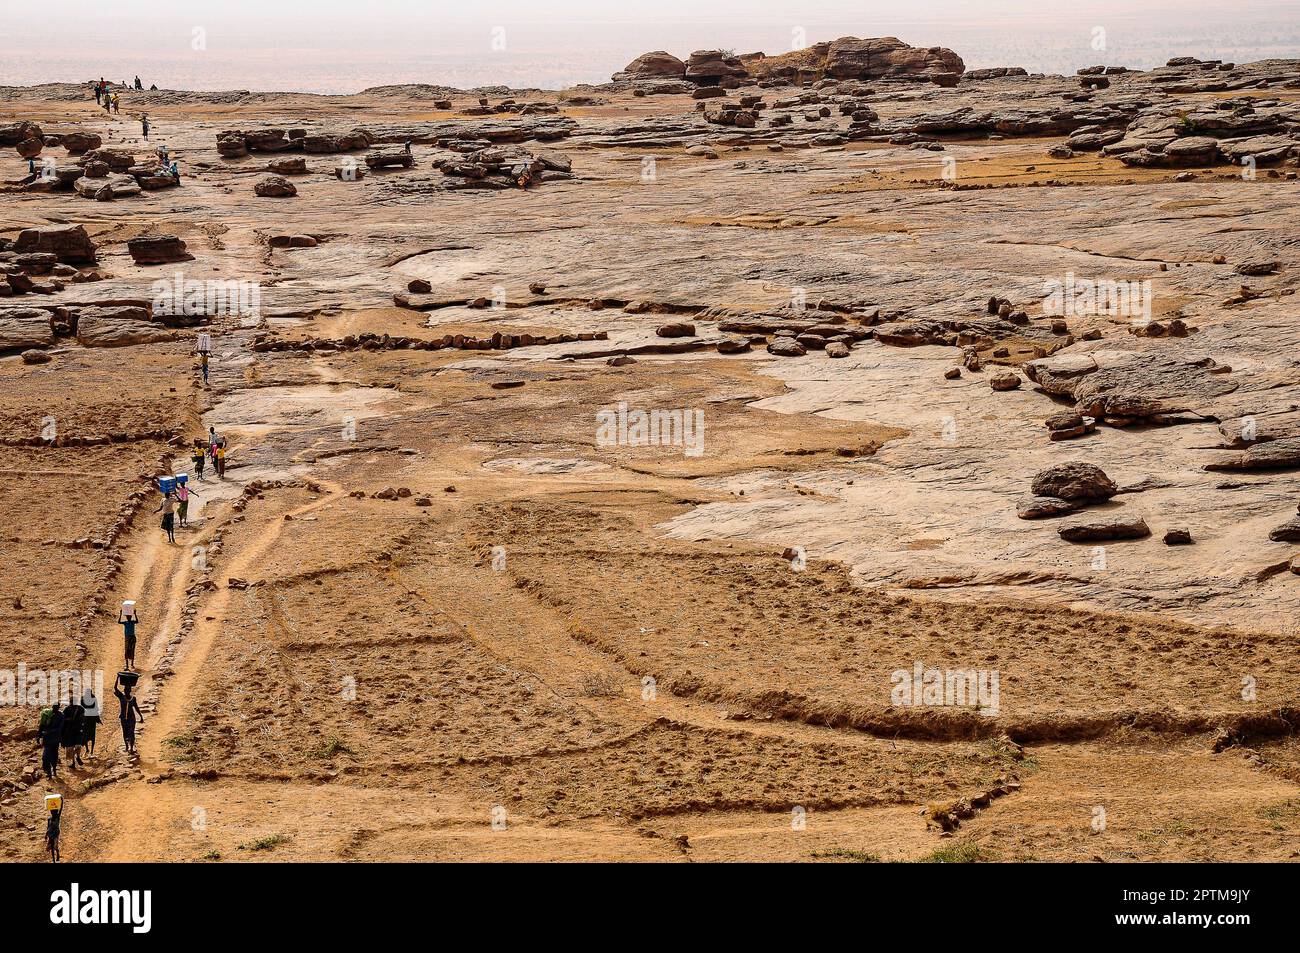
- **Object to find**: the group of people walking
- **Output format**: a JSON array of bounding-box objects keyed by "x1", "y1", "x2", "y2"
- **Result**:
[
  {"x1": 38, "y1": 690, "x2": 102, "y2": 780},
  {"x1": 91, "y1": 76, "x2": 158, "y2": 142}
]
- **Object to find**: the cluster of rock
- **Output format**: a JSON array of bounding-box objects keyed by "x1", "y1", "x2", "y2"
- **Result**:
[
  {"x1": 0, "y1": 299, "x2": 195, "y2": 353},
  {"x1": 253, "y1": 328, "x2": 609, "y2": 354},
  {"x1": 613, "y1": 37, "x2": 965, "y2": 88},
  {"x1": 216, "y1": 127, "x2": 375, "y2": 158},
  {"x1": 460, "y1": 95, "x2": 560, "y2": 117},
  {"x1": 1025, "y1": 351, "x2": 1232, "y2": 427},
  {"x1": 17, "y1": 140, "x2": 180, "y2": 198},
  {"x1": 434, "y1": 146, "x2": 573, "y2": 189},
  {"x1": 0, "y1": 225, "x2": 100, "y2": 304},
  {"x1": 1017, "y1": 463, "x2": 1152, "y2": 541},
  {"x1": 1105, "y1": 98, "x2": 1300, "y2": 168}
]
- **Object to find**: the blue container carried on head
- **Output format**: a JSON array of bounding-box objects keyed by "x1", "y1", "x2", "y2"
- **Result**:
[
  {"x1": 174, "y1": 473, "x2": 188, "y2": 486},
  {"x1": 159, "y1": 476, "x2": 176, "y2": 495}
]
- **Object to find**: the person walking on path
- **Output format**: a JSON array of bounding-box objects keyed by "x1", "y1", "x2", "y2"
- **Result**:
[
  {"x1": 156, "y1": 489, "x2": 177, "y2": 543},
  {"x1": 46, "y1": 806, "x2": 61, "y2": 863},
  {"x1": 114, "y1": 676, "x2": 144, "y2": 756},
  {"x1": 176, "y1": 480, "x2": 198, "y2": 528},
  {"x1": 93, "y1": 81, "x2": 101, "y2": 105},
  {"x1": 39, "y1": 703, "x2": 64, "y2": 780},
  {"x1": 192, "y1": 440, "x2": 206, "y2": 480},
  {"x1": 141, "y1": 114, "x2": 150, "y2": 139},
  {"x1": 111, "y1": 93, "x2": 119, "y2": 114},
  {"x1": 81, "y1": 688, "x2": 101, "y2": 757},
  {"x1": 118, "y1": 606, "x2": 139, "y2": 671},
  {"x1": 199, "y1": 349, "x2": 209, "y2": 384},
  {"x1": 214, "y1": 442, "x2": 227, "y2": 479},
  {"x1": 60, "y1": 699, "x2": 85, "y2": 769}
]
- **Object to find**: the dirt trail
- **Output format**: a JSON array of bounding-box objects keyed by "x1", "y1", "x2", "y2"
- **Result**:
[{"x1": 86, "y1": 482, "x2": 345, "y2": 861}]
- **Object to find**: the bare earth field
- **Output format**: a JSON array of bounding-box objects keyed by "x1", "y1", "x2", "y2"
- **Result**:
[{"x1": 3, "y1": 44, "x2": 1300, "y2": 862}]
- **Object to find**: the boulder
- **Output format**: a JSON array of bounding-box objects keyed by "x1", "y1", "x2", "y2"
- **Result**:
[
  {"x1": 0, "y1": 308, "x2": 55, "y2": 352},
  {"x1": 0, "y1": 121, "x2": 42, "y2": 147},
  {"x1": 73, "y1": 173, "x2": 141, "y2": 199},
  {"x1": 1058, "y1": 516, "x2": 1151, "y2": 542},
  {"x1": 1017, "y1": 496, "x2": 1082, "y2": 519},
  {"x1": 365, "y1": 151, "x2": 415, "y2": 169},
  {"x1": 1268, "y1": 517, "x2": 1300, "y2": 542},
  {"x1": 266, "y1": 156, "x2": 307, "y2": 175},
  {"x1": 61, "y1": 132, "x2": 102, "y2": 154},
  {"x1": 254, "y1": 175, "x2": 297, "y2": 197},
  {"x1": 1031, "y1": 463, "x2": 1118, "y2": 501},
  {"x1": 990, "y1": 371, "x2": 1021, "y2": 391},
  {"x1": 613, "y1": 51, "x2": 687, "y2": 82},
  {"x1": 127, "y1": 235, "x2": 191, "y2": 265},
  {"x1": 21, "y1": 348, "x2": 52, "y2": 364},
  {"x1": 767, "y1": 337, "x2": 807, "y2": 357},
  {"x1": 75, "y1": 307, "x2": 176, "y2": 348},
  {"x1": 825, "y1": 36, "x2": 965, "y2": 80},
  {"x1": 13, "y1": 224, "x2": 96, "y2": 264},
  {"x1": 1204, "y1": 437, "x2": 1300, "y2": 472},
  {"x1": 685, "y1": 50, "x2": 748, "y2": 84},
  {"x1": 656, "y1": 322, "x2": 696, "y2": 338}
]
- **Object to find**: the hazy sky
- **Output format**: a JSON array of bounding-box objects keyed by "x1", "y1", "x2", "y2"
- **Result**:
[{"x1": 4, "y1": 0, "x2": 1299, "y2": 92}]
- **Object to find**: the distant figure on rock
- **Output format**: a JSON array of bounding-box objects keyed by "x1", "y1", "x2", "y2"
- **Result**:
[
  {"x1": 111, "y1": 93, "x2": 119, "y2": 114},
  {"x1": 92, "y1": 81, "x2": 101, "y2": 104},
  {"x1": 118, "y1": 605, "x2": 139, "y2": 671},
  {"x1": 156, "y1": 488, "x2": 176, "y2": 543},
  {"x1": 170, "y1": 160, "x2": 180, "y2": 182},
  {"x1": 134, "y1": 75, "x2": 142, "y2": 90},
  {"x1": 46, "y1": 805, "x2": 61, "y2": 863},
  {"x1": 149, "y1": 83, "x2": 157, "y2": 90},
  {"x1": 141, "y1": 114, "x2": 150, "y2": 139},
  {"x1": 404, "y1": 139, "x2": 412, "y2": 154},
  {"x1": 114, "y1": 675, "x2": 144, "y2": 756}
]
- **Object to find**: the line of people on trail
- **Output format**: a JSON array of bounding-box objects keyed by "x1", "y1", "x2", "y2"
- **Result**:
[{"x1": 91, "y1": 77, "x2": 161, "y2": 145}]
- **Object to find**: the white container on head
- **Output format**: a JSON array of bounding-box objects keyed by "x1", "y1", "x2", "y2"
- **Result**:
[{"x1": 122, "y1": 600, "x2": 136, "y2": 618}]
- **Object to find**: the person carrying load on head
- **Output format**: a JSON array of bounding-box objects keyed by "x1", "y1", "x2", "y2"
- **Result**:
[
  {"x1": 118, "y1": 602, "x2": 139, "y2": 671},
  {"x1": 176, "y1": 478, "x2": 198, "y2": 527},
  {"x1": 114, "y1": 674, "x2": 144, "y2": 755},
  {"x1": 46, "y1": 804, "x2": 61, "y2": 863}
]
